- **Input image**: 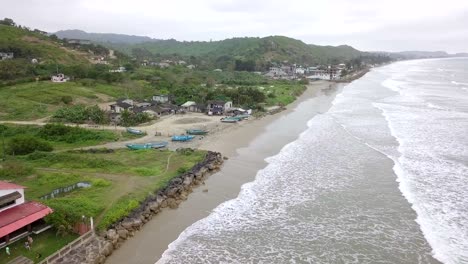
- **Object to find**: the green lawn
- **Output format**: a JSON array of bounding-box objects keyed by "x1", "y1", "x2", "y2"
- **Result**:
[
  {"x1": 0, "y1": 148, "x2": 206, "y2": 231},
  {"x1": 263, "y1": 83, "x2": 306, "y2": 106},
  {"x1": 0, "y1": 229, "x2": 77, "y2": 264},
  {"x1": 0, "y1": 81, "x2": 154, "y2": 121},
  {"x1": 0, "y1": 124, "x2": 140, "y2": 154}
]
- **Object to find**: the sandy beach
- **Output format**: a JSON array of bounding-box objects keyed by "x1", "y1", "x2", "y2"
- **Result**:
[{"x1": 105, "y1": 80, "x2": 342, "y2": 264}]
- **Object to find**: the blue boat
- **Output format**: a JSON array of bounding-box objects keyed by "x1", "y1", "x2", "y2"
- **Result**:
[
  {"x1": 126, "y1": 141, "x2": 168, "y2": 150},
  {"x1": 221, "y1": 116, "x2": 241, "y2": 123},
  {"x1": 126, "y1": 128, "x2": 145, "y2": 135},
  {"x1": 234, "y1": 114, "x2": 250, "y2": 120},
  {"x1": 171, "y1": 135, "x2": 195, "y2": 142}
]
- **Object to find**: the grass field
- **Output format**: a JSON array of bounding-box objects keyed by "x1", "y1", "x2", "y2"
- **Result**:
[
  {"x1": 263, "y1": 83, "x2": 307, "y2": 106},
  {"x1": 0, "y1": 124, "x2": 141, "y2": 154},
  {"x1": 0, "y1": 81, "x2": 154, "y2": 121},
  {"x1": 0, "y1": 148, "x2": 206, "y2": 231},
  {"x1": 0, "y1": 229, "x2": 77, "y2": 264}
]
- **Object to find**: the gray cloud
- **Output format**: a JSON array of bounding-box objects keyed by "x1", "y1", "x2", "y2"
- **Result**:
[{"x1": 1, "y1": 0, "x2": 467, "y2": 53}]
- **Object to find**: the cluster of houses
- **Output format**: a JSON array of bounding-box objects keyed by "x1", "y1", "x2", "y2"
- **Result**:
[
  {"x1": 0, "y1": 181, "x2": 53, "y2": 248},
  {"x1": 0, "y1": 52, "x2": 14, "y2": 60},
  {"x1": 265, "y1": 63, "x2": 347, "y2": 81},
  {"x1": 107, "y1": 94, "x2": 235, "y2": 124},
  {"x1": 141, "y1": 59, "x2": 196, "y2": 70}
]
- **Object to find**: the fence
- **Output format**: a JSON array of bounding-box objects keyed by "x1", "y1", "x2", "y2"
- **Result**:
[{"x1": 38, "y1": 231, "x2": 94, "y2": 264}]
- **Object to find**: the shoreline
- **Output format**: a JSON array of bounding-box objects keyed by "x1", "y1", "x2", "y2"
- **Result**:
[{"x1": 105, "y1": 80, "x2": 343, "y2": 264}]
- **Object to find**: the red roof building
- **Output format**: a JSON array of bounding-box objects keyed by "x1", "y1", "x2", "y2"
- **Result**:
[{"x1": 0, "y1": 181, "x2": 53, "y2": 247}]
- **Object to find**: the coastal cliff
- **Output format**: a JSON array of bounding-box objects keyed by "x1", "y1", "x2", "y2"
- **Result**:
[{"x1": 44, "y1": 150, "x2": 224, "y2": 264}]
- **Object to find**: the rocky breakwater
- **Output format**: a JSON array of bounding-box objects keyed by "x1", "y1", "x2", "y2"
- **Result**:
[{"x1": 54, "y1": 150, "x2": 224, "y2": 264}]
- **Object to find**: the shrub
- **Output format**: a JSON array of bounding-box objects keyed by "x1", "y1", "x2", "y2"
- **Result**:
[
  {"x1": 98, "y1": 198, "x2": 139, "y2": 230},
  {"x1": 7, "y1": 135, "x2": 53, "y2": 155},
  {"x1": 177, "y1": 166, "x2": 189, "y2": 174},
  {"x1": 53, "y1": 105, "x2": 88, "y2": 123},
  {"x1": 61, "y1": 96, "x2": 73, "y2": 105},
  {"x1": 38, "y1": 123, "x2": 116, "y2": 143},
  {"x1": 53, "y1": 105, "x2": 109, "y2": 124},
  {"x1": 44, "y1": 196, "x2": 104, "y2": 230},
  {"x1": 120, "y1": 111, "x2": 151, "y2": 126},
  {"x1": 0, "y1": 160, "x2": 32, "y2": 178}
]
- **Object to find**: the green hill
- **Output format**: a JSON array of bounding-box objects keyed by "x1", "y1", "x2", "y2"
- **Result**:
[
  {"x1": 121, "y1": 36, "x2": 363, "y2": 66},
  {"x1": 0, "y1": 25, "x2": 88, "y2": 64}
]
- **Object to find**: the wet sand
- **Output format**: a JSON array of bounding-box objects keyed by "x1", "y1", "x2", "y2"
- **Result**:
[{"x1": 106, "y1": 81, "x2": 342, "y2": 264}]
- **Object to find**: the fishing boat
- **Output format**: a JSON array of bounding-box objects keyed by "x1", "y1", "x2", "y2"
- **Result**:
[
  {"x1": 186, "y1": 129, "x2": 208, "y2": 135},
  {"x1": 171, "y1": 135, "x2": 195, "y2": 142},
  {"x1": 126, "y1": 141, "x2": 168, "y2": 150},
  {"x1": 234, "y1": 114, "x2": 250, "y2": 120},
  {"x1": 221, "y1": 117, "x2": 240, "y2": 123},
  {"x1": 126, "y1": 128, "x2": 145, "y2": 135}
]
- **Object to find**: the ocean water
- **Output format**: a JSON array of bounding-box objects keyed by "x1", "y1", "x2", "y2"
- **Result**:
[{"x1": 158, "y1": 58, "x2": 468, "y2": 264}]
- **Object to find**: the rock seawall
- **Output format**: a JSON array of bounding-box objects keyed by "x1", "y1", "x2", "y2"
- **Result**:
[{"x1": 51, "y1": 150, "x2": 224, "y2": 264}]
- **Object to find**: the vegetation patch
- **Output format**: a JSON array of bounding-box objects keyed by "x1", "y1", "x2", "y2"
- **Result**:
[
  {"x1": 0, "y1": 124, "x2": 135, "y2": 154},
  {"x1": 0, "y1": 149, "x2": 207, "y2": 232}
]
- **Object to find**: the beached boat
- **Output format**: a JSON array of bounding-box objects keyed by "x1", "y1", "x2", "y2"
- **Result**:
[
  {"x1": 221, "y1": 117, "x2": 240, "y2": 123},
  {"x1": 171, "y1": 135, "x2": 195, "y2": 142},
  {"x1": 126, "y1": 128, "x2": 145, "y2": 135},
  {"x1": 186, "y1": 129, "x2": 208, "y2": 135},
  {"x1": 126, "y1": 141, "x2": 168, "y2": 150},
  {"x1": 234, "y1": 114, "x2": 250, "y2": 120}
]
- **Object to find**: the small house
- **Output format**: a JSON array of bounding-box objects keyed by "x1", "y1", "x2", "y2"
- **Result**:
[
  {"x1": 110, "y1": 99, "x2": 134, "y2": 113},
  {"x1": 157, "y1": 62, "x2": 170, "y2": 68},
  {"x1": 213, "y1": 69, "x2": 223, "y2": 72},
  {"x1": 51, "y1": 73, "x2": 70, "y2": 83},
  {"x1": 0, "y1": 181, "x2": 53, "y2": 247},
  {"x1": 109, "y1": 66, "x2": 126, "y2": 73},
  {"x1": 152, "y1": 94, "x2": 170, "y2": 104},
  {"x1": 66, "y1": 39, "x2": 91, "y2": 45},
  {"x1": 207, "y1": 100, "x2": 233, "y2": 115},
  {"x1": 187, "y1": 64, "x2": 196, "y2": 70},
  {"x1": 295, "y1": 67, "x2": 305, "y2": 75},
  {"x1": 181, "y1": 101, "x2": 203, "y2": 112}
]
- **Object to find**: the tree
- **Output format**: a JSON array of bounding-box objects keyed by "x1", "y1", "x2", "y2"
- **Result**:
[
  {"x1": 0, "y1": 18, "x2": 15, "y2": 26},
  {"x1": 7, "y1": 135, "x2": 53, "y2": 155}
]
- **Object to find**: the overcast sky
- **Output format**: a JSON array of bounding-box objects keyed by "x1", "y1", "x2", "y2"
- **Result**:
[{"x1": 2, "y1": 0, "x2": 468, "y2": 53}]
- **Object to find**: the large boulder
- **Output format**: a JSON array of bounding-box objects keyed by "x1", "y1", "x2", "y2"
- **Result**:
[
  {"x1": 121, "y1": 220, "x2": 133, "y2": 230},
  {"x1": 166, "y1": 187, "x2": 179, "y2": 197},
  {"x1": 100, "y1": 241, "x2": 114, "y2": 257},
  {"x1": 132, "y1": 219, "x2": 143, "y2": 228},
  {"x1": 117, "y1": 229, "x2": 128, "y2": 239},
  {"x1": 166, "y1": 198, "x2": 178, "y2": 209},
  {"x1": 183, "y1": 176, "x2": 193, "y2": 186},
  {"x1": 149, "y1": 201, "x2": 160, "y2": 212}
]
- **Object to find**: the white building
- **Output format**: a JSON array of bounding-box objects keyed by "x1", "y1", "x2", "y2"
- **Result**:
[
  {"x1": 51, "y1": 73, "x2": 70, "y2": 83},
  {"x1": 295, "y1": 67, "x2": 306, "y2": 75},
  {"x1": 109, "y1": 66, "x2": 126, "y2": 73},
  {"x1": 152, "y1": 94, "x2": 170, "y2": 104}
]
